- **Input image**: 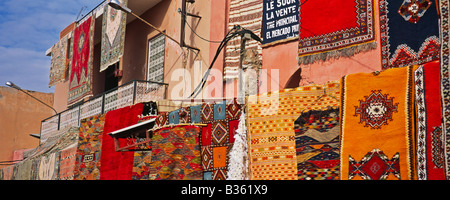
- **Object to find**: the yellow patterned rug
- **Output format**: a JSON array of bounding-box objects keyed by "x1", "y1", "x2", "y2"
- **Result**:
[
  {"x1": 340, "y1": 66, "x2": 416, "y2": 180},
  {"x1": 247, "y1": 81, "x2": 340, "y2": 180}
]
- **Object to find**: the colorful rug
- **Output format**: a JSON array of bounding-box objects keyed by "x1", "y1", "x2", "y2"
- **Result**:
[
  {"x1": 247, "y1": 89, "x2": 297, "y2": 180},
  {"x1": 200, "y1": 100, "x2": 242, "y2": 180},
  {"x1": 340, "y1": 66, "x2": 416, "y2": 180},
  {"x1": 132, "y1": 150, "x2": 152, "y2": 180},
  {"x1": 224, "y1": 0, "x2": 263, "y2": 79},
  {"x1": 49, "y1": 33, "x2": 69, "y2": 87},
  {"x1": 414, "y1": 61, "x2": 446, "y2": 180},
  {"x1": 100, "y1": 0, "x2": 127, "y2": 72},
  {"x1": 100, "y1": 103, "x2": 144, "y2": 180},
  {"x1": 247, "y1": 81, "x2": 340, "y2": 180},
  {"x1": 297, "y1": 0, "x2": 376, "y2": 64},
  {"x1": 59, "y1": 144, "x2": 78, "y2": 180},
  {"x1": 151, "y1": 125, "x2": 202, "y2": 180},
  {"x1": 440, "y1": 0, "x2": 450, "y2": 180},
  {"x1": 295, "y1": 108, "x2": 340, "y2": 180},
  {"x1": 68, "y1": 16, "x2": 95, "y2": 105},
  {"x1": 379, "y1": 0, "x2": 440, "y2": 69},
  {"x1": 154, "y1": 100, "x2": 243, "y2": 180},
  {"x1": 74, "y1": 114, "x2": 105, "y2": 180}
]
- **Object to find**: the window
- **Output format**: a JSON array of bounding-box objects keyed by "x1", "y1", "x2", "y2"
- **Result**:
[{"x1": 147, "y1": 34, "x2": 166, "y2": 83}]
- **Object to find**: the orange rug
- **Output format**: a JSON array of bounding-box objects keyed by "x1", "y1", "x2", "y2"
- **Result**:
[{"x1": 340, "y1": 66, "x2": 416, "y2": 180}]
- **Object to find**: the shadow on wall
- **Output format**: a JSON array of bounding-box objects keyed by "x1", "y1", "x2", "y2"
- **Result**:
[{"x1": 284, "y1": 67, "x2": 302, "y2": 89}]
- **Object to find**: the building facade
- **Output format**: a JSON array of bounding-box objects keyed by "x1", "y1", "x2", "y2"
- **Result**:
[
  {"x1": 43, "y1": 0, "x2": 426, "y2": 140},
  {"x1": 0, "y1": 87, "x2": 54, "y2": 166}
]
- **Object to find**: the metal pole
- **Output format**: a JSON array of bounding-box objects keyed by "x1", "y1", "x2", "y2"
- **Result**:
[
  {"x1": 132, "y1": 81, "x2": 137, "y2": 104},
  {"x1": 180, "y1": 0, "x2": 186, "y2": 48}
]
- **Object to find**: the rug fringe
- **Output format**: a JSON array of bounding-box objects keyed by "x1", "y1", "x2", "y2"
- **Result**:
[{"x1": 298, "y1": 42, "x2": 378, "y2": 65}]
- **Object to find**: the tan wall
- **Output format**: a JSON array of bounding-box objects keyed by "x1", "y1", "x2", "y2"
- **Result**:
[
  {"x1": 0, "y1": 87, "x2": 54, "y2": 167},
  {"x1": 53, "y1": 81, "x2": 69, "y2": 113}
]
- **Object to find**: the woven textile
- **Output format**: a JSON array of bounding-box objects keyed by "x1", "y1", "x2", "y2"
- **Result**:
[
  {"x1": 415, "y1": 61, "x2": 445, "y2": 180},
  {"x1": 247, "y1": 81, "x2": 340, "y2": 180},
  {"x1": 2, "y1": 165, "x2": 14, "y2": 180},
  {"x1": 130, "y1": 106, "x2": 156, "y2": 180},
  {"x1": 295, "y1": 108, "x2": 340, "y2": 180},
  {"x1": 440, "y1": 0, "x2": 450, "y2": 180},
  {"x1": 59, "y1": 144, "x2": 77, "y2": 180},
  {"x1": 340, "y1": 66, "x2": 416, "y2": 180},
  {"x1": 26, "y1": 126, "x2": 79, "y2": 160},
  {"x1": 379, "y1": 0, "x2": 440, "y2": 69},
  {"x1": 49, "y1": 33, "x2": 69, "y2": 86},
  {"x1": 155, "y1": 100, "x2": 243, "y2": 180},
  {"x1": 248, "y1": 89, "x2": 296, "y2": 180},
  {"x1": 297, "y1": 0, "x2": 376, "y2": 64},
  {"x1": 68, "y1": 16, "x2": 94, "y2": 105},
  {"x1": 100, "y1": 103, "x2": 144, "y2": 180},
  {"x1": 7, "y1": 127, "x2": 79, "y2": 180},
  {"x1": 74, "y1": 114, "x2": 105, "y2": 180},
  {"x1": 132, "y1": 151, "x2": 152, "y2": 180},
  {"x1": 37, "y1": 152, "x2": 60, "y2": 180},
  {"x1": 151, "y1": 125, "x2": 202, "y2": 180},
  {"x1": 13, "y1": 159, "x2": 36, "y2": 180},
  {"x1": 224, "y1": 0, "x2": 262, "y2": 79},
  {"x1": 100, "y1": 0, "x2": 127, "y2": 72}
]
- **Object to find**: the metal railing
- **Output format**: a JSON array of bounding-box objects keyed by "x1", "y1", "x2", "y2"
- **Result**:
[{"x1": 40, "y1": 80, "x2": 168, "y2": 143}]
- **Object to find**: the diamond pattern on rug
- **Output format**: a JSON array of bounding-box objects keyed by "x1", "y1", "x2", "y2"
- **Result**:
[
  {"x1": 349, "y1": 149, "x2": 400, "y2": 180},
  {"x1": 212, "y1": 121, "x2": 228, "y2": 145},
  {"x1": 201, "y1": 146, "x2": 213, "y2": 170},
  {"x1": 201, "y1": 103, "x2": 213, "y2": 123}
]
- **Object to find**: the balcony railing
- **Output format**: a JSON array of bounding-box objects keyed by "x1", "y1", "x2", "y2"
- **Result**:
[{"x1": 40, "y1": 80, "x2": 168, "y2": 143}]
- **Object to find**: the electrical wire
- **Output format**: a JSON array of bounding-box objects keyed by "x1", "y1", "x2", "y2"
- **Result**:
[
  {"x1": 179, "y1": 9, "x2": 223, "y2": 43},
  {"x1": 184, "y1": 17, "x2": 222, "y2": 43},
  {"x1": 189, "y1": 27, "x2": 240, "y2": 98},
  {"x1": 189, "y1": 26, "x2": 262, "y2": 98}
]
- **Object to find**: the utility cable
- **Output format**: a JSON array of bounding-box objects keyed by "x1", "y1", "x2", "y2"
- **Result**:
[
  {"x1": 189, "y1": 27, "x2": 240, "y2": 98},
  {"x1": 189, "y1": 26, "x2": 262, "y2": 98},
  {"x1": 179, "y1": 9, "x2": 222, "y2": 43}
]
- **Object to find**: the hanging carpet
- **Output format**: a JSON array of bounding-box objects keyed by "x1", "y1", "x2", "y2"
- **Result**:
[
  {"x1": 100, "y1": 103, "x2": 144, "y2": 180},
  {"x1": 224, "y1": 0, "x2": 263, "y2": 79},
  {"x1": 297, "y1": 0, "x2": 376, "y2": 65},
  {"x1": 100, "y1": 0, "x2": 127, "y2": 72},
  {"x1": 340, "y1": 66, "x2": 416, "y2": 180},
  {"x1": 414, "y1": 61, "x2": 445, "y2": 180},
  {"x1": 49, "y1": 33, "x2": 70, "y2": 87},
  {"x1": 379, "y1": 0, "x2": 440, "y2": 69},
  {"x1": 150, "y1": 125, "x2": 202, "y2": 180},
  {"x1": 68, "y1": 16, "x2": 95, "y2": 105},
  {"x1": 74, "y1": 114, "x2": 105, "y2": 180},
  {"x1": 247, "y1": 81, "x2": 340, "y2": 180}
]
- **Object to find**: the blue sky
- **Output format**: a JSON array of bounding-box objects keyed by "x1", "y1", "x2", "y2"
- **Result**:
[{"x1": 0, "y1": 0, "x2": 104, "y2": 93}]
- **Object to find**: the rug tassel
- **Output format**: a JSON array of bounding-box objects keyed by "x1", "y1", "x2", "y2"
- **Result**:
[{"x1": 298, "y1": 42, "x2": 378, "y2": 65}]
